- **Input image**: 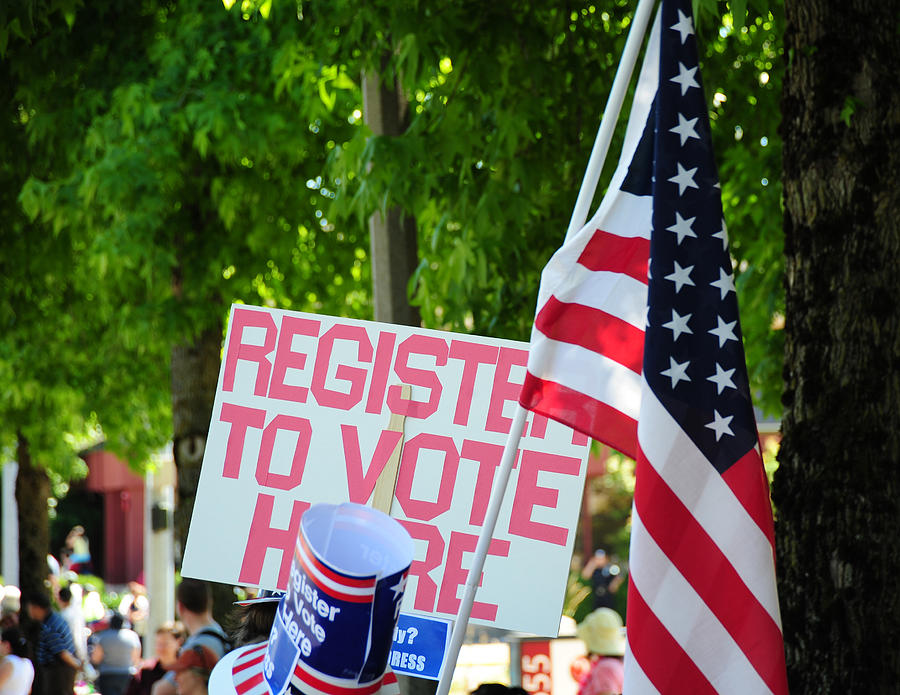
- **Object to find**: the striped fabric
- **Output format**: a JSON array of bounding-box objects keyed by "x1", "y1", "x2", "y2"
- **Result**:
[
  {"x1": 225, "y1": 641, "x2": 401, "y2": 695},
  {"x1": 519, "y1": 1, "x2": 788, "y2": 692}
]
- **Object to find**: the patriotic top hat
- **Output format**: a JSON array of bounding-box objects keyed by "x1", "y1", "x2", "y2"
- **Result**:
[{"x1": 210, "y1": 502, "x2": 414, "y2": 695}]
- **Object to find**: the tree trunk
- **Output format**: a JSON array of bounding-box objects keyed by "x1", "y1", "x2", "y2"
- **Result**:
[
  {"x1": 171, "y1": 326, "x2": 237, "y2": 623},
  {"x1": 776, "y1": 1, "x2": 900, "y2": 692},
  {"x1": 15, "y1": 432, "x2": 51, "y2": 598},
  {"x1": 363, "y1": 62, "x2": 421, "y2": 329}
]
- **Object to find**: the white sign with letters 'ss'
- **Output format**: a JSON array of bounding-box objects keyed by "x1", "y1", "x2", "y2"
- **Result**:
[{"x1": 182, "y1": 304, "x2": 590, "y2": 637}]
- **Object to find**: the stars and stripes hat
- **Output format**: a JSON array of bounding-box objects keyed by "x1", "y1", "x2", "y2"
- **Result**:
[{"x1": 210, "y1": 502, "x2": 413, "y2": 695}]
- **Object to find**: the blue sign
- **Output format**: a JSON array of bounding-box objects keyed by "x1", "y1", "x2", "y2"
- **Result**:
[{"x1": 388, "y1": 613, "x2": 451, "y2": 681}]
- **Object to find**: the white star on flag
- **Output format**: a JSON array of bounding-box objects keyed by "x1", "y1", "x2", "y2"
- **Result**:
[
  {"x1": 670, "y1": 113, "x2": 700, "y2": 146},
  {"x1": 705, "y1": 409, "x2": 734, "y2": 440},
  {"x1": 707, "y1": 363, "x2": 737, "y2": 393},
  {"x1": 670, "y1": 9, "x2": 694, "y2": 43},
  {"x1": 709, "y1": 315, "x2": 738, "y2": 347},
  {"x1": 710, "y1": 267, "x2": 736, "y2": 299},
  {"x1": 661, "y1": 357, "x2": 691, "y2": 387},
  {"x1": 664, "y1": 260, "x2": 695, "y2": 292},
  {"x1": 667, "y1": 211, "x2": 697, "y2": 244},
  {"x1": 669, "y1": 162, "x2": 699, "y2": 195},
  {"x1": 670, "y1": 62, "x2": 699, "y2": 95},
  {"x1": 662, "y1": 309, "x2": 693, "y2": 341}
]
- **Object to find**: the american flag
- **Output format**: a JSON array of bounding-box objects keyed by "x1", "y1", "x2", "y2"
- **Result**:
[{"x1": 519, "y1": 0, "x2": 788, "y2": 692}]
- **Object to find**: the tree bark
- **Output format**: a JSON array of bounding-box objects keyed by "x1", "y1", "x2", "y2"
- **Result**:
[
  {"x1": 15, "y1": 432, "x2": 51, "y2": 599},
  {"x1": 363, "y1": 62, "x2": 421, "y2": 328},
  {"x1": 776, "y1": 1, "x2": 900, "y2": 692},
  {"x1": 171, "y1": 328, "x2": 221, "y2": 559}
]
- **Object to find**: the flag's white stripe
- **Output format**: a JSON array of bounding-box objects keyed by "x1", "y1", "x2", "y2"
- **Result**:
[
  {"x1": 623, "y1": 642, "x2": 661, "y2": 695},
  {"x1": 630, "y1": 509, "x2": 773, "y2": 695},
  {"x1": 551, "y1": 267, "x2": 649, "y2": 330},
  {"x1": 528, "y1": 331, "x2": 642, "y2": 419},
  {"x1": 592, "y1": 190, "x2": 654, "y2": 242},
  {"x1": 637, "y1": 383, "x2": 781, "y2": 624},
  {"x1": 235, "y1": 677, "x2": 270, "y2": 695}
]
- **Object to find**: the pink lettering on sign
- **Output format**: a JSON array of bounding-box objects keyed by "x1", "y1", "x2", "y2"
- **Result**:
[
  {"x1": 219, "y1": 403, "x2": 266, "y2": 479},
  {"x1": 239, "y1": 493, "x2": 308, "y2": 587},
  {"x1": 509, "y1": 450, "x2": 582, "y2": 546},
  {"x1": 459, "y1": 439, "x2": 504, "y2": 526},
  {"x1": 397, "y1": 520, "x2": 445, "y2": 613},
  {"x1": 364, "y1": 331, "x2": 397, "y2": 414},
  {"x1": 394, "y1": 434, "x2": 459, "y2": 521},
  {"x1": 388, "y1": 335, "x2": 448, "y2": 419},
  {"x1": 485, "y1": 347, "x2": 528, "y2": 434},
  {"x1": 256, "y1": 415, "x2": 311, "y2": 491},
  {"x1": 223, "y1": 307, "x2": 277, "y2": 396},
  {"x1": 341, "y1": 425, "x2": 404, "y2": 504},
  {"x1": 268, "y1": 315, "x2": 320, "y2": 403},
  {"x1": 311, "y1": 325, "x2": 373, "y2": 410},
  {"x1": 436, "y1": 531, "x2": 510, "y2": 621},
  {"x1": 448, "y1": 340, "x2": 499, "y2": 426}
]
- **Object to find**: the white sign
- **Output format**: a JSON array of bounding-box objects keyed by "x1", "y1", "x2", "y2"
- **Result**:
[{"x1": 182, "y1": 304, "x2": 590, "y2": 636}]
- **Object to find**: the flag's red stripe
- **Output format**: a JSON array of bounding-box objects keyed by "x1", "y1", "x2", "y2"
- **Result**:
[
  {"x1": 294, "y1": 545, "x2": 375, "y2": 604},
  {"x1": 635, "y1": 452, "x2": 789, "y2": 694},
  {"x1": 578, "y1": 228, "x2": 650, "y2": 283},
  {"x1": 297, "y1": 534, "x2": 377, "y2": 590},
  {"x1": 626, "y1": 579, "x2": 718, "y2": 694},
  {"x1": 535, "y1": 296, "x2": 644, "y2": 374},
  {"x1": 235, "y1": 670, "x2": 265, "y2": 694},
  {"x1": 721, "y1": 447, "x2": 776, "y2": 547},
  {"x1": 519, "y1": 375, "x2": 637, "y2": 458},
  {"x1": 233, "y1": 650, "x2": 266, "y2": 674},
  {"x1": 291, "y1": 663, "x2": 387, "y2": 695}
]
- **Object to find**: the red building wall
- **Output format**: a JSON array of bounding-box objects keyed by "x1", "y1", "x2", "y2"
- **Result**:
[{"x1": 82, "y1": 450, "x2": 144, "y2": 585}]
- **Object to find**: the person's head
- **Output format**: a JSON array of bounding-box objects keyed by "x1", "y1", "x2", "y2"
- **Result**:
[
  {"x1": 0, "y1": 627, "x2": 28, "y2": 658},
  {"x1": 154, "y1": 621, "x2": 186, "y2": 668},
  {"x1": 171, "y1": 644, "x2": 218, "y2": 694},
  {"x1": 576, "y1": 607, "x2": 626, "y2": 658},
  {"x1": 594, "y1": 548, "x2": 609, "y2": 566},
  {"x1": 109, "y1": 611, "x2": 126, "y2": 631},
  {"x1": 58, "y1": 585, "x2": 72, "y2": 605},
  {"x1": 176, "y1": 579, "x2": 212, "y2": 618},
  {"x1": 230, "y1": 590, "x2": 283, "y2": 647},
  {"x1": 22, "y1": 591, "x2": 52, "y2": 622},
  {"x1": 471, "y1": 684, "x2": 528, "y2": 695}
]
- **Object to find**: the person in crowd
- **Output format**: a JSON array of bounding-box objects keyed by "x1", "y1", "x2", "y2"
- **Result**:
[
  {"x1": 57, "y1": 586, "x2": 87, "y2": 670},
  {"x1": 64, "y1": 526, "x2": 92, "y2": 575},
  {"x1": 470, "y1": 684, "x2": 528, "y2": 695},
  {"x1": 150, "y1": 579, "x2": 229, "y2": 695},
  {"x1": 575, "y1": 607, "x2": 626, "y2": 695},
  {"x1": 169, "y1": 645, "x2": 218, "y2": 695},
  {"x1": 118, "y1": 582, "x2": 150, "y2": 648},
  {"x1": 0, "y1": 590, "x2": 20, "y2": 631},
  {"x1": 228, "y1": 590, "x2": 283, "y2": 648},
  {"x1": 22, "y1": 591, "x2": 81, "y2": 695},
  {"x1": 581, "y1": 549, "x2": 625, "y2": 612},
  {"x1": 89, "y1": 612, "x2": 141, "y2": 695},
  {"x1": 125, "y1": 622, "x2": 185, "y2": 695},
  {"x1": 0, "y1": 626, "x2": 34, "y2": 695}
]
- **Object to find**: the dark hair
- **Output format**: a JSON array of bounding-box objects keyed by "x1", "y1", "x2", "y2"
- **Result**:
[
  {"x1": 2, "y1": 627, "x2": 29, "y2": 658},
  {"x1": 23, "y1": 591, "x2": 51, "y2": 611},
  {"x1": 177, "y1": 579, "x2": 211, "y2": 614},
  {"x1": 109, "y1": 612, "x2": 126, "y2": 630},
  {"x1": 230, "y1": 602, "x2": 279, "y2": 648},
  {"x1": 58, "y1": 586, "x2": 72, "y2": 603}
]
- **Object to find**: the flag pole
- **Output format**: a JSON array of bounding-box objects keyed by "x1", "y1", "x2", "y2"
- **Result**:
[
  {"x1": 566, "y1": 0, "x2": 658, "y2": 238},
  {"x1": 435, "y1": 2, "x2": 656, "y2": 694}
]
